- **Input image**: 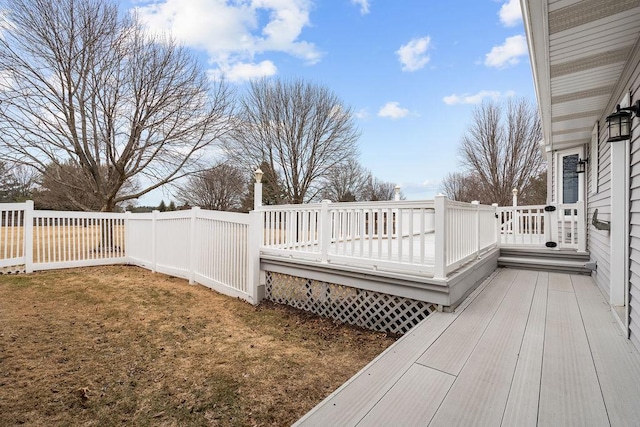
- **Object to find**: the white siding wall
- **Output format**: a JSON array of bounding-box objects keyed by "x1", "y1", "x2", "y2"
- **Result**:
[
  {"x1": 588, "y1": 49, "x2": 640, "y2": 350},
  {"x1": 628, "y1": 67, "x2": 640, "y2": 349},
  {"x1": 589, "y1": 125, "x2": 612, "y2": 303}
]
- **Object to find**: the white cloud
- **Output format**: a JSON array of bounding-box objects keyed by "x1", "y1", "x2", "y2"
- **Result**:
[
  {"x1": 484, "y1": 34, "x2": 527, "y2": 68},
  {"x1": 355, "y1": 108, "x2": 369, "y2": 119},
  {"x1": 216, "y1": 60, "x2": 278, "y2": 83},
  {"x1": 443, "y1": 90, "x2": 507, "y2": 105},
  {"x1": 396, "y1": 36, "x2": 431, "y2": 72},
  {"x1": 134, "y1": 0, "x2": 321, "y2": 82},
  {"x1": 351, "y1": 0, "x2": 370, "y2": 15},
  {"x1": 378, "y1": 102, "x2": 409, "y2": 119},
  {"x1": 499, "y1": 0, "x2": 522, "y2": 27}
]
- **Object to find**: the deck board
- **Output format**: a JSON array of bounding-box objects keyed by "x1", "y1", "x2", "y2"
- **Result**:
[
  {"x1": 537, "y1": 287, "x2": 609, "y2": 426},
  {"x1": 356, "y1": 364, "x2": 455, "y2": 426},
  {"x1": 294, "y1": 311, "x2": 456, "y2": 426},
  {"x1": 572, "y1": 274, "x2": 640, "y2": 426},
  {"x1": 416, "y1": 268, "x2": 518, "y2": 375},
  {"x1": 427, "y1": 270, "x2": 538, "y2": 426},
  {"x1": 296, "y1": 268, "x2": 640, "y2": 426},
  {"x1": 501, "y1": 272, "x2": 549, "y2": 427}
]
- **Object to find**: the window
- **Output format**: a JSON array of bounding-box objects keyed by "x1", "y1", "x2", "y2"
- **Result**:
[{"x1": 562, "y1": 154, "x2": 579, "y2": 204}]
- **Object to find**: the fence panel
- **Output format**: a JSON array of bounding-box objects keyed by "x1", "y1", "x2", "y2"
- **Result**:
[
  {"x1": 0, "y1": 202, "x2": 28, "y2": 269},
  {"x1": 126, "y1": 213, "x2": 154, "y2": 268},
  {"x1": 31, "y1": 210, "x2": 127, "y2": 270},
  {"x1": 193, "y1": 209, "x2": 254, "y2": 299}
]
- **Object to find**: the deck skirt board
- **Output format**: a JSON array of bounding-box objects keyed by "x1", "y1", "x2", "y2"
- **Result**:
[
  {"x1": 416, "y1": 268, "x2": 519, "y2": 375},
  {"x1": 572, "y1": 274, "x2": 640, "y2": 426},
  {"x1": 501, "y1": 272, "x2": 549, "y2": 427},
  {"x1": 428, "y1": 270, "x2": 539, "y2": 426},
  {"x1": 538, "y1": 288, "x2": 610, "y2": 426},
  {"x1": 356, "y1": 364, "x2": 455, "y2": 426}
]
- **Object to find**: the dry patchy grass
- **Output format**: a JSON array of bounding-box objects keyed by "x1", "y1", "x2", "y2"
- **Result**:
[{"x1": 0, "y1": 266, "x2": 396, "y2": 426}]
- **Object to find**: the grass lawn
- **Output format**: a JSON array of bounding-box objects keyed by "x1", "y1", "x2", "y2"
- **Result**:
[{"x1": 0, "y1": 266, "x2": 396, "y2": 426}]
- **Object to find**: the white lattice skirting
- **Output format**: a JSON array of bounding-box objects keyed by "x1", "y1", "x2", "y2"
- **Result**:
[{"x1": 265, "y1": 271, "x2": 437, "y2": 335}]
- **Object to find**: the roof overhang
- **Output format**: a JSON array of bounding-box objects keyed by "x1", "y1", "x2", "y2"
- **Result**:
[{"x1": 521, "y1": 0, "x2": 640, "y2": 152}]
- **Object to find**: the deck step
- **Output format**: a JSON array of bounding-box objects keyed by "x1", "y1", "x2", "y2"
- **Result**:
[
  {"x1": 499, "y1": 248, "x2": 590, "y2": 262},
  {"x1": 497, "y1": 256, "x2": 592, "y2": 275}
]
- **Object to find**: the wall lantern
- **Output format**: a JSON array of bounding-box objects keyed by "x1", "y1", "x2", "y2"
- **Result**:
[
  {"x1": 576, "y1": 157, "x2": 588, "y2": 174},
  {"x1": 254, "y1": 168, "x2": 264, "y2": 183},
  {"x1": 606, "y1": 100, "x2": 640, "y2": 142}
]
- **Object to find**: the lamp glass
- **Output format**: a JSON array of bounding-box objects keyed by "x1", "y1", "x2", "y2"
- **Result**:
[{"x1": 254, "y1": 168, "x2": 264, "y2": 183}]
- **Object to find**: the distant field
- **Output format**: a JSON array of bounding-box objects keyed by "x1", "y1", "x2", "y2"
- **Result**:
[
  {"x1": 1, "y1": 225, "x2": 125, "y2": 263},
  {"x1": 0, "y1": 266, "x2": 395, "y2": 426}
]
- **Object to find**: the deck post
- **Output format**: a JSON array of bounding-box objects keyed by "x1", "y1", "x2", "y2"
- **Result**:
[
  {"x1": 434, "y1": 194, "x2": 446, "y2": 280},
  {"x1": 188, "y1": 207, "x2": 200, "y2": 284},
  {"x1": 472, "y1": 201, "x2": 480, "y2": 258},
  {"x1": 492, "y1": 203, "x2": 500, "y2": 247},
  {"x1": 23, "y1": 200, "x2": 34, "y2": 273},
  {"x1": 320, "y1": 200, "x2": 331, "y2": 263}
]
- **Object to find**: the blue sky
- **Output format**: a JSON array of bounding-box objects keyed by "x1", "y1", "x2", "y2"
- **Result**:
[{"x1": 129, "y1": 0, "x2": 535, "y2": 204}]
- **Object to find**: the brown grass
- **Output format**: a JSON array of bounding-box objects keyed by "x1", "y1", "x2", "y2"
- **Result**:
[{"x1": 0, "y1": 266, "x2": 395, "y2": 426}]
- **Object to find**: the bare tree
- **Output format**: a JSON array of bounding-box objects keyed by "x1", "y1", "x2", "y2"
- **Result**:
[
  {"x1": 321, "y1": 159, "x2": 368, "y2": 202},
  {"x1": 459, "y1": 99, "x2": 543, "y2": 206},
  {"x1": 0, "y1": 0, "x2": 234, "y2": 212},
  {"x1": 440, "y1": 172, "x2": 486, "y2": 203},
  {"x1": 362, "y1": 174, "x2": 402, "y2": 201},
  {"x1": 33, "y1": 161, "x2": 138, "y2": 210},
  {"x1": 0, "y1": 161, "x2": 34, "y2": 202},
  {"x1": 176, "y1": 161, "x2": 246, "y2": 211},
  {"x1": 227, "y1": 78, "x2": 360, "y2": 204}
]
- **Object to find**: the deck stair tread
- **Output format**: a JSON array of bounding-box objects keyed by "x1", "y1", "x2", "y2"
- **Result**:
[{"x1": 498, "y1": 249, "x2": 592, "y2": 275}]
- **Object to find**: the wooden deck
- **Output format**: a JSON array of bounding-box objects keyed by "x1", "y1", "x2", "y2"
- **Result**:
[{"x1": 295, "y1": 268, "x2": 640, "y2": 426}]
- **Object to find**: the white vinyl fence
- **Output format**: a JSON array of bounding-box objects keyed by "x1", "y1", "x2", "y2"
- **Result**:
[
  {"x1": 0, "y1": 202, "x2": 260, "y2": 304},
  {"x1": 126, "y1": 208, "x2": 260, "y2": 302}
]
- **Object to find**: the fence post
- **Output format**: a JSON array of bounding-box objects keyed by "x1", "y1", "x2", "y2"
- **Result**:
[
  {"x1": 188, "y1": 207, "x2": 200, "y2": 284},
  {"x1": 151, "y1": 210, "x2": 158, "y2": 273},
  {"x1": 394, "y1": 185, "x2": 401, "y2": 201},
  {"x1": 320, "y1": 200, "x2": 331, "y2": 263},
  {"x1": 24, "y1": 200, "x2": 34, "y2": 273},
  {"x1": 492, "y1": 203, "x2": 500, "y2": 248},
  {"x1": 434, "y1": 194, "x2": 446, "y2": 280},
  {"x1": 247, "y1": 210, "x2": 262, "y2": 304},
  {"x1": 577, "y1": 200, "x2": 586, "y2": 253},
  {"x1": 124, "y1": 211, "x2": 131, "y2": 263},
  {"x1": 472, "y1": 201, "x2": 480, "y2": 258}
]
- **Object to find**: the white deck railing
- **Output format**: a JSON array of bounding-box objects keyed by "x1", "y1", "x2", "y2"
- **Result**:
[
  {"x1": 496, "y1": 201, "x2": 586, "y2": 251},
  {"x1": 261, "y1": 196, "x2": 498, "y2": 279}
]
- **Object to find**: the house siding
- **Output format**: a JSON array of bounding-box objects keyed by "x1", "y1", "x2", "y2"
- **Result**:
[
  {"x1": 629, "y1": 89, "x2": 640, "y2": 347},
  {"x1": 585, "y1": 45, "x2": 640, "y2": 349},
  {"x1": 589, "y1": 130, "x2": 612, "y2": 302}
]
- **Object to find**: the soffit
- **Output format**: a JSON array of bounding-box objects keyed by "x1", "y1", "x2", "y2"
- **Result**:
[{"x1": 523, "y1": 0, "x2": 640, "y2": 152}]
